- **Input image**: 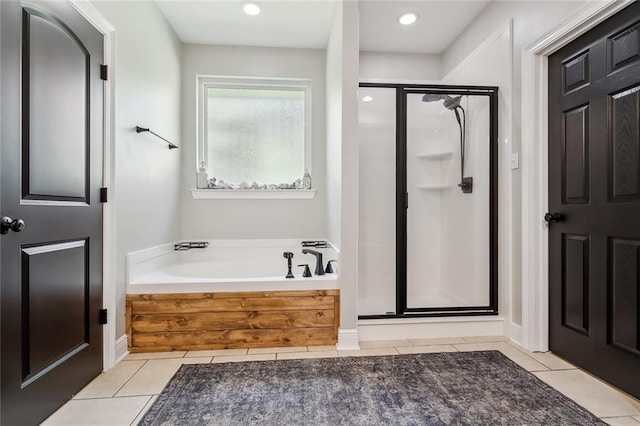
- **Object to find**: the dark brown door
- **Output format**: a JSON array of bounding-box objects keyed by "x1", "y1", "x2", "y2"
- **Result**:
[
  {"x1": 1, "y1": 0, "x2": 104, "y2": 424},
  {"x1": 548, "y1": 1, "x2": 640, "y2": 399}
]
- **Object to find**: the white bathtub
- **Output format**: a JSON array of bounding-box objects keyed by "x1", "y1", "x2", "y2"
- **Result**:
[{"x1": 127, "y1": 239, "x2": 339, "y2": 294}]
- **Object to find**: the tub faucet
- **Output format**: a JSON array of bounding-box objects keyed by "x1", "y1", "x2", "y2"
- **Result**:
[{"x1": 301, "y1": 248, "x2": 325, "y2": 275}]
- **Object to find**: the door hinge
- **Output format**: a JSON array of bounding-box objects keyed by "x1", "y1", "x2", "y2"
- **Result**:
[
  {"x1": 100, "y1": 187, "x2": 108, "y2": 203},
  {"x1": 99, "y1": 308, "x2": 108, "y2": 325},
  {"x1": 100, "y1": 65, "x2": 108, "y2": 81}
]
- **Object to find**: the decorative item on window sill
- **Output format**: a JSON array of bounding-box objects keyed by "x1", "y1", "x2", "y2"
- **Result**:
[
  {"x1": 205, "y1": 177, "x2": 305, "y2": 190},
  {"x1": 303, "y1": 168, "x2": 312, "y2": 189},
  {"x1": 195, "y1": 168, "x2": 312, "y2": 190},
  {"x1": 197, "y1": 162, "x2": 209, "y2": 189},
  {"x1": 135, "y1": 126, "x2": 179, "y2": 149}
]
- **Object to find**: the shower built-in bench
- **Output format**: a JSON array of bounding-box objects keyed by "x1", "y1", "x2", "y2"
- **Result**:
[{"x1": 126, "y1": 290, "x2": 340, "y2": 352}]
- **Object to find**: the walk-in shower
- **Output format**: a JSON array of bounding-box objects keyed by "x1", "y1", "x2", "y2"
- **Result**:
[{"x1": 358, "y1": 84, "x2": 498, "y2": 318}]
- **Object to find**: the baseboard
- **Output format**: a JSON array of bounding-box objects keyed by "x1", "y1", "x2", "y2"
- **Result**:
[
  {"x1": 115, "y1": 334, "x2": 129, "y2": 364},
  {"x1": 509, "y1": 323, "x2": 523, "y2": 346},
  {"x1": 337, "y1": 328, "x2": 360, "y2": 350},
  {"x1": 358, "y1": 316, "x2": 505, "y2": 341}
]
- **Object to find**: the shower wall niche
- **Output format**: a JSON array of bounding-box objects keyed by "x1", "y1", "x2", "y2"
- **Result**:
[{"x1": 358, "y1": 84, "x2": 498, "y2": 318}]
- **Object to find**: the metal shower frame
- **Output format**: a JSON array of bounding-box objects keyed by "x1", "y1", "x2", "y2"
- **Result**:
[{"x1": 358, "y1": 83, "x2": 499, "y2": 319}]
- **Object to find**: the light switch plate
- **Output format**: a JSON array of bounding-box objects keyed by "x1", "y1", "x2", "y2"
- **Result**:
[{"x1": 511, "y1": 153, "x2": 519, "y2": 170}]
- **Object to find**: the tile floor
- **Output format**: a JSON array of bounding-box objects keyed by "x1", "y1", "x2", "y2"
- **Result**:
[{"x1": 42, "y1": 336, "x2": 640, "y2": 425}]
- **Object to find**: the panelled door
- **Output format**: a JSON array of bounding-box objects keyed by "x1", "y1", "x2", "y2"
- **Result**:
[
  {"x1": 1, "y1": 0, "x2": 105, "y2": 424},
  {"x1": 548, "y1": 1, "x2": 640, "y2": 399}
]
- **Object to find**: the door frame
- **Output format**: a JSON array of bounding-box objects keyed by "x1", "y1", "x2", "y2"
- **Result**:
[
  {"x1": 521, "y1": 0, "x2": 635, "y2": 352},
  {"x1": 67, "y1": 0, "x2": 117, "y2": 370}
]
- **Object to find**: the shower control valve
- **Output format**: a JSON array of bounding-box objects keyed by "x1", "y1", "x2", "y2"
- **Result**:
[{"x1": 458, "y1": 177, "x2": 473, "y2": 194}]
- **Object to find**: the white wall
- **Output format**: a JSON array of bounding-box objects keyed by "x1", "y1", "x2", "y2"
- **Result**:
[
  {"x1": 326, "y1": 1, "x2": 360, "y2": 343},
  {"x1": 326, "y1": 13, "x2": 342, "y2": 250},
  {"x1": 341, "y1": 0, "x2": 360, "y2": 336},
  {"x1": 442, "y1": 1, "x2": 588, "y2": 330},
  {"x1": 92, "y1": 1, "x2": 183, "y2": 338},
  {"x1": 179, "y1": 44, "x2": 327, "y2": 240},
  {"x1": 360, "y1": 51, "x2": 441, "y2": 82}
]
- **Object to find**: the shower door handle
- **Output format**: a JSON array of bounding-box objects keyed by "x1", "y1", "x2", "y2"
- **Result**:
[{"x1": 544, "y1": 212, "x2": 563, "y2": 224}]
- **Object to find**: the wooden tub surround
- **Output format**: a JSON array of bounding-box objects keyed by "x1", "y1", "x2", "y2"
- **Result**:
[{"x1": 126, "y1": 290, "x2": 340, "y2": 353}]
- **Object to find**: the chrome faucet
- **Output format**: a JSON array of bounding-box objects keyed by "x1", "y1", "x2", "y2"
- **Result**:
[{"x1": 301, "y1": 248, "x2": 325, "y2": 275}]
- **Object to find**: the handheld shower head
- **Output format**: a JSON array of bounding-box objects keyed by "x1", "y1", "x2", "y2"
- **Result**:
[{"x1": 442, "y1": 96, "x2": 461, "y2": 110}]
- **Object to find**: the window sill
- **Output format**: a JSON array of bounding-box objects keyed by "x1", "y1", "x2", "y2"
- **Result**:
[{"x1": 190, "y1": 189, "x2": 316, "y2": 200}]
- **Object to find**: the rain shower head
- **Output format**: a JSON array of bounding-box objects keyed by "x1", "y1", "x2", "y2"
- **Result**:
[{"x1": 421, "y1": 94, "x2": 462, "y2": 110}]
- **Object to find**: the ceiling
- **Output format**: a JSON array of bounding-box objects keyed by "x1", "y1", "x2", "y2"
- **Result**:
[
  {"x1": 359, "y1": 1, "x2": 490, "y2": 54},
  {"x1": 155, "y1": 0, "x2": 339, "y2": 49},
  {"x1": 155, "y1": 0, "x2": 490, "y2": 54}
]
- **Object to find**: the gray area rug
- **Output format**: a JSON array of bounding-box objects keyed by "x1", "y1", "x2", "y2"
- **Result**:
[{"x1": 138, "y1": 350, "x2": 605, "y2": 425}]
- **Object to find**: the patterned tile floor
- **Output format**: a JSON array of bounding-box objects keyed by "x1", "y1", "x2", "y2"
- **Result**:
[{"x1": 42, "y1": 337, "x2": 640, "y2": 425}]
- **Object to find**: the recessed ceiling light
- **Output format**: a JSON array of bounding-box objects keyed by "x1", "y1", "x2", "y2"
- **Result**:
[
  {"x1": 398, "y1": 12, "x2": 418, "y2": 26},
  {"x1": 242, "y1": 1, "x2": 261, "y2": 16},
  {"x1": 362, "y1": 96, "x2": 374, "y2": 102}
]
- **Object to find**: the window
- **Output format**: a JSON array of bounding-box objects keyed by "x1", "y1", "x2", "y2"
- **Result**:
[{"x1": 197, "y1": 76, "x2": 312, "y2": 193}]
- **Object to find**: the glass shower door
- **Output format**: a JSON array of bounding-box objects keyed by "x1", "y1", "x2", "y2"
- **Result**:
[
  {"x1": 357, "y1": 83, "x2": 497, "y2": 319},
  {"x1": 405, "y1": 91, "x2": 493, "y2": 311},
  {"x1": 358, "y1": 86, "x2": 397, "y2": 316}
]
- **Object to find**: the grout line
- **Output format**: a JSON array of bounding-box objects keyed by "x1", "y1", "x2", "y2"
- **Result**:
[
  {"x1": 114, "y1": 394, "x2": 155, "y2": 399},
  {"x1": 600, "y1": 416, "x2": 640, "y2": 420},
  {"x1": 113, "y1": 360, "x2": 148, "y2": 397},
  {"x1": 542, "y1": 367, "x2": 579, "y2": 372},
  {"x1": 128, "y1": 395, "x2": 153, "y2": 426}
]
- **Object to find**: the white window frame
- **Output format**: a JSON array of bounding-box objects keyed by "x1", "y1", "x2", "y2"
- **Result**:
[{"x1": 195, "y1": 75, "x2": 313, "y2": 199}]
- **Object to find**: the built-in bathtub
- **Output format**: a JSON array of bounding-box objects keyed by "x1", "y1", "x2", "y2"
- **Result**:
[{"x1": 126, "y1": 239, "x2": 340, "y2": 352}]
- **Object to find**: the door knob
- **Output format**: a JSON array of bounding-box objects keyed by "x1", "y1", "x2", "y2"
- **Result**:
[
  {"x1": 1, "y1": 216, "x2": 25, "y2": 234},
  {"x1": 544, "y1": 212, "x2": 563, "y2": 224}
]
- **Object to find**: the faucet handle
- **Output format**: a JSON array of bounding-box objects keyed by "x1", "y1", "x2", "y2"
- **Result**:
[
  {"x1": 297, "y1": 264, "x2": 312, "y2": 278},
  {"x1": 326, "y1": 260, "x2": 337, "y2": 273}
]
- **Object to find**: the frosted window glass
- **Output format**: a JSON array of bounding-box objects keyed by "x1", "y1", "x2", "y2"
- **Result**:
[{"x1": 206, "y1": 88, "x2": 305, "y2": 184}]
